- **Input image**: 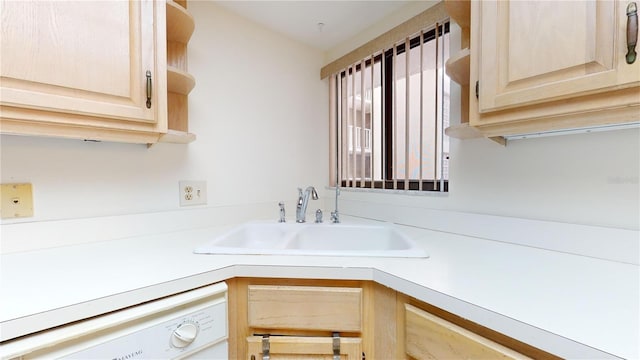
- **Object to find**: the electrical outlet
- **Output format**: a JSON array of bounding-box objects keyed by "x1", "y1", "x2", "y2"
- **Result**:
[
  {"x1": 1, "y1": 183, "x2": 34, "y2": 219},
  {"x1": 179, "y1": 181, "x2": 207, "y2": 206}
]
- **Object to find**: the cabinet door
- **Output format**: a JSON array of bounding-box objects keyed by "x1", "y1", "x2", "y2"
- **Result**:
[
  {"x1": 476, "y1": 0, "x2": 639, "y2": 113},
  {"x1": 404, "y1": 304, "x2": 530, "y2": 360},
  {"x1": 247, "y1": 336, "x2": 362, "y2": 360},
  {"x1": 0, "y1": 0, "x2": 163, "y2": 126}
]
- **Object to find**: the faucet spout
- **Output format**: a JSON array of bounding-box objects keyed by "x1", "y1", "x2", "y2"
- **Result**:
[{"x1": 296, "y1": 186, "x2": 318, "y2": 223}]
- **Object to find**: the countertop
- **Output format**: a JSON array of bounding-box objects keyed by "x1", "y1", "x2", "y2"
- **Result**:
[{"x1": 1, "y1": 219, "x2": 638, "y2": 359}]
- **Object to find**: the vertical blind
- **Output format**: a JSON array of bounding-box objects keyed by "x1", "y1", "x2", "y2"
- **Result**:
[{"x1": 331, "y1": 21, "x2": 450, "y2": 192}]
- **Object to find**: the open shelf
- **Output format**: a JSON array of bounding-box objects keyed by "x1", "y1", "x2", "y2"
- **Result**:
[
  {"x1": 445, "y1": 123, "x2": 482, "y2": 139},
  {"x1": 445, "y1": 48, "x2": 470, "y2": 86},
  {"x1": 164, "y1": 0, "x2": 195, "y2": 144},
  {"x1": 166, "y1": 0, "x2": 194, "y2": 43},
  {"x1": 159, "y1": 129, "x2": 196, "y2": 144},
  {"x1": 167, "y1": 66, "x2": 196, "y2": 95}
]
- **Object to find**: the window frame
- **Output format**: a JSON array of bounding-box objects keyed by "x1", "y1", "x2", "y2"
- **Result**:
[{"x1": 337, "y1": 22, "x2": 450, "y2": 192}]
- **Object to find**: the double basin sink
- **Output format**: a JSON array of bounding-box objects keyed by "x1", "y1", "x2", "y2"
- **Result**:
[{"x1": 194, "y1": 221, "x2": 428, "y2": 258}]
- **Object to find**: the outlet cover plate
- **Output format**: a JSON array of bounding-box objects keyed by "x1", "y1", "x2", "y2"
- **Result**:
[
  {"x1": 179, "y1": 181, "x2": 207, "y2": 206},
  {"x1": 1, "y1": 183, "x2": 34, "y2": 219}
]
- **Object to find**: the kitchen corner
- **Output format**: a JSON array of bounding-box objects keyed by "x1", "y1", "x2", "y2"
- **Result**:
[{"x1": 1, "y1": 209, "x2": 638, "y2": 359}]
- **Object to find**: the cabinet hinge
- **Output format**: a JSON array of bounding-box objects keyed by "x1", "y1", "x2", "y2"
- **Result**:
[
  {"x1": 333, "y1": 332, "x2": 341, "y2": 360},
  {"x1": 475, "y1": 81, "x2": 479, "y2": 99},
  {"x1": 262, "y1": 334, "x2": 270, "y2": 360}
]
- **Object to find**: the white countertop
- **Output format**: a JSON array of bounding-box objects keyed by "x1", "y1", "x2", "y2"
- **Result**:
[{"x1": 1, "y1": 219, "x2": 638, "y2": 359}]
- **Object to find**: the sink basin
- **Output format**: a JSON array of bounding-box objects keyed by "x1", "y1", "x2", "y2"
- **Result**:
[
  {"x1": 287, "y1": 225, "x2": 417, "y2": 251},
  {"x1": 194, "y1": 222, "x2": 299, "y2": 254},
  {"x1": 194, "y1": 222, "x2": 428, "y2": 258}
]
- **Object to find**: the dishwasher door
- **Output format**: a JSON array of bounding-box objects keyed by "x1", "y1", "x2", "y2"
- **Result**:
[{"x1": 0, "y1": 282, "x2": 228, "y2": 360}]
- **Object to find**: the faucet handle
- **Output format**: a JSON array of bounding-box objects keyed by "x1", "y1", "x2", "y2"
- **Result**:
[
  {"x1": 278, "y1": 201, "x2": 286, "y2": 223},
  {"x1": 330, "y1": 210, "x2": 340, "y2": 224},
  {"x1": 297, "y1": 188, "x2": 303, "y2": 206},
  {"x1": 315, "y1": 209, "x2": 323, "y2": 223}
]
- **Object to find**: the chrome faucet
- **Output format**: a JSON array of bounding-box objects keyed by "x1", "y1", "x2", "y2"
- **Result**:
[{"x1": 296, "y1": 186, "x2": 318, "y2": 223}]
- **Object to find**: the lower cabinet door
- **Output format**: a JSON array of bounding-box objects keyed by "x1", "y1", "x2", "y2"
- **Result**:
[
  {"x1": 246, "y1": 336, "x2": 361, "y2": 360},
  {"x1": 405, "y1": 304, "x2": 530, "y2": 360}
]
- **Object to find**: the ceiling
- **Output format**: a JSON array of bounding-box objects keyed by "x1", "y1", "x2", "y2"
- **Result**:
[{"x1": 213, "y1": 1, "x2": 411, "y2": 51}]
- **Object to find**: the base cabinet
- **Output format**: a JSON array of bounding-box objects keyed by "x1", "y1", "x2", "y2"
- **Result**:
[{"x1": 228, "y1": 278, "x2": 556, "y2": 360}]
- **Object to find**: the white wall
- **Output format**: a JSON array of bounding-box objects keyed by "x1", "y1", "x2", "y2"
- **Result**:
[
  {"x1": 0, "y1": 1, "x2": 328, "y2": 224},
  {"x1": 338, "y1": 130, "x2": 640, "y2": 230}
]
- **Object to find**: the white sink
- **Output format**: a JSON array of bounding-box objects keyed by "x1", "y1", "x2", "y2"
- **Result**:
[{"x1": 194, "y1": 222, "x2": 428, "y2": 258}]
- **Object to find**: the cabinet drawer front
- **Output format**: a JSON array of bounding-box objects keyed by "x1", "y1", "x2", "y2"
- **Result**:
[
  {"x1": 405, "y1": 304, "x2": 530, "y2": 360},
  {"x1": 248, "y1": 285, "x2": 362, "y2": 332}
]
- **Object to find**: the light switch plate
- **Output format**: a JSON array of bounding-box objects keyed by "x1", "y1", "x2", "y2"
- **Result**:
[{"x1": 1, "y1": 183, "x2": 34, "y2": 219}]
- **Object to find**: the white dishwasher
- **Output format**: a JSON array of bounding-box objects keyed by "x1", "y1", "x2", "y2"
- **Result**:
[{"x1": 0, "y1": 282, "x2": 228, "y2": 360}]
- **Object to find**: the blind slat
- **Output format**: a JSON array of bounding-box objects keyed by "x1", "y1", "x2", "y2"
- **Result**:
[
  {"x1": 392, "y1": 44, "x2": 398, "y2": 190},
  {"x1": 419, "y1": 30, "x2": 424, "y2": 191},
  {"x1": 433, "y1": 23, "x2": 439, "y2": 191},
  {"x1": 404, "y1": 36, "x2": 410, "y2": 190},
  {"x1": 360, "y1": 59, "x2": 366, "y2": 187},
  {"x1": 351, "y1": 64, "x2": 356, "y2": 188},
  {"x1": 370, "y1": 54, "x2": 375, "y2": 189}
]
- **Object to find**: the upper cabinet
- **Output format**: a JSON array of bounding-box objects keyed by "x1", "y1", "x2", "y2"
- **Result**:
[
  {"x1": 1, "y1": 0, "x2": 196, "y2": 145},
  {"x1": 464, "y1": 0, "x2": 639, "y2": 139},
  {"x1": 0, "y1": 0, "x2": 167, "y2": 144}
]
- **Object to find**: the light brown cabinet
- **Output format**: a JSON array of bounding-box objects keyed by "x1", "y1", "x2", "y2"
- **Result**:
[
  {"x1": 228, "y1": 278, "x2": 554, "y2": 360},
  {"x1": 404, "y1": 304, "x2": 530, "y2": 360},
  {"x1": 229, "y1": 279, "x2": 366, "y2": 360},
  {"x1": 0, "y1": 0, "x2": 168, "y2": 144},
  {"x1": 469, "y1": 0, "x2": 639, "y2": 138}
]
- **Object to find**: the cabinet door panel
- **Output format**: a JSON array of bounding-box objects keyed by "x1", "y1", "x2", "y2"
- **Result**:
[
  {"x1": 478, "y1": 0, "x2": 638, "y2": 113},
  {"x1": 247, "y1": 285, "x2": 362, "y2": 332},
  {"x1": 404, "y1": 304, "x2": 530, "y2": 360},
  {"x1": 0, "y1": 0, "x2": 157, "y2": 123}
]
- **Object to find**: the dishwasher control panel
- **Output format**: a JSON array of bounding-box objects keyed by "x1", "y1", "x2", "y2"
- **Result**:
[{"x1": 62, "y1": 300, "x2": 227, "y2": 359}]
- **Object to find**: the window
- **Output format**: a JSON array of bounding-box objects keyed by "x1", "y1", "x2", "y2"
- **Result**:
[{"x1": 331, "y1": 22, "x2": 450, "y2": 192}]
